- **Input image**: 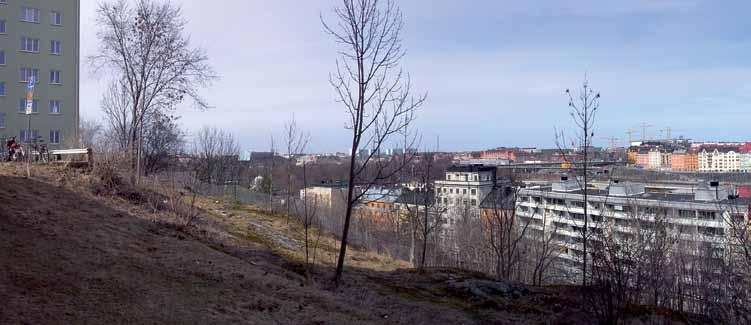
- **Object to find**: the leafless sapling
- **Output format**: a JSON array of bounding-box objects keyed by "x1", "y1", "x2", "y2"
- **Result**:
[
  {"x1": 322, "y1": 0, "x2": 426, "y2": 284},
  {"x1": 556, "y1": 76, "x2": 601, "y2": 286}
]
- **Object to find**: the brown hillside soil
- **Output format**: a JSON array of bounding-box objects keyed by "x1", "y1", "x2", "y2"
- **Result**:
[{"x1": 0, "y1": 164, "x2": 694, "y2": 324}]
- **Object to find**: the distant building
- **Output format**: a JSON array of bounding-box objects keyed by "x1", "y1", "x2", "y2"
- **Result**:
[
  {"x1": 698, "y1": 146, "x2": 741, "y2": 172},
  {"x1": 355, "y1": 187, "x2": 402, "y2": 223},
  {"x1": 434, "y1": 165, "x2": 497, "y2": 226},
  {"x1": 480, "y1": 149, "x2": 516, "y2": 162},
  {"x1": 671, "y1": 150, "x2": 698, "y2": 172},
  {"x1": 647, "y1": 148, "x2": 662, "y2": 169},
  {"x1": 636, "y1": 149, "x2": 650, "y2": 168},
  {"x1": 299, "y1": 182, "x2": 348, "y2": 211}
]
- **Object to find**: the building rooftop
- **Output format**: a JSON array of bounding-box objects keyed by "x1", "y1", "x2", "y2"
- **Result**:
[{"x1": 523, "y1": 183, "x2": 751, "y2": 206}]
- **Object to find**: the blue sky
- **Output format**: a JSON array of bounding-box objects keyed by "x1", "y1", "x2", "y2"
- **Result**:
[{"x1": 79, "y1": 0, "x2": 751, "y2": 152}]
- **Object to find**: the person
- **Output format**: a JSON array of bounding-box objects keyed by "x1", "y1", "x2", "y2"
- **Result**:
[{"x1": 7, "y1": 137, "x2": 18, "y2": 161}]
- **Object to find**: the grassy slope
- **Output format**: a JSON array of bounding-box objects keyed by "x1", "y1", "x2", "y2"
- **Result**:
[{"x1": 0, "y1": 164, "x2": 692, "y2": 324}]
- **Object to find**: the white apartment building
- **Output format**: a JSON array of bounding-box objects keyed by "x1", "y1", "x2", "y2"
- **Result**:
[
  {"x1": 516, "y1": 178, "x2": 748, "y2": 277},
  {"x1": 434, "y1": 165, "x2": 496, "y2": 225},
  {"x1": 698, "y1": 146, "x2": 741, "y2": 172},
  {"x1": 648, "y1": 149, "x2": 662, "y2": 169}
]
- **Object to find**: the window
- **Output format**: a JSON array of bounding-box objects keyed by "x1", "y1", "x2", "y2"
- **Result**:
[
  {"x1": 471, "y1": 189, "x2": 477, "y2": 196},
  {"x1": 0, "y1": 50, "x2": 5, "y2": 65},
  {"x1": 0, "y1": 82, "x2": 4, "y2": 96},
  {"x1": 462, "y1": 189, "x2": 467, "y2": 195},
  {"x1": 50, "y1": 70, "x2": 61, "y2": 84},
  {"x1": 449, "y1": 188, "x2": 454, "y2": 194},
  {"x1": 20, "y1": 37, "x2": 40, "y2": 53},
  {"x1": 19, "y1": 67, "x2": 39, "y2": 83},
  {"x1": 49, "y1": 130, "x2": 61, "y2": 144},
  {"x1": 50, "y1": 11, "x2": 62, "y2": 26},
  {"x1": 0, "y1": 112, "x2": 5, "y2": 129},
  {"x1": 18, "y1": 98, "x2": 39, "y2": 113},
  {"x1": 0, "y1": 19, "x2": 6, "y2": 33},
  {"x1": 50, "y1": 40, "x2": 61, "y2": 55},
  {"x1": 20, "y1": 129, "x2": 39, "y2": 143},
  {"x1": 21, "y1": 7, "x2": 40, "y2": 23},
  {"x1": 49, "y1": 100, "x2": 61, "y2": 114}
]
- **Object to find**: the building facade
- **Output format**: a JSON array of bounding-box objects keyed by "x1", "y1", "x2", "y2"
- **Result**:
[
  {"x1": 0, "y1": 0, "x2": 80, "y2": 148},
  {"x1": 671, "y1": 150, "x2": 698, "y2": 172},
  {"x1": 698, "y1": 146, "x2": 741, "y2": 172},
  {"x1": 434, "y1": 165, "x2": 496, "y2": 226},
  {"x1": 515, "y1": 178, "x2": 748, "y2": 278}
]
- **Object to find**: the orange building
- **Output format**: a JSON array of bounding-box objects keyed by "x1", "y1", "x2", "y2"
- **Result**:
[
  {"x1": 627, "y1": 151, "x2": 638, "y2": 165},
  {"x1": 354, "y1": 187, "x2": 402, "y2": 223},
  {"x1": 636, "y1": 151, "x2": 650, "y2": 168},
  {"x1": 480, "y1": 149, "x2": 517, "y2": 162},
  {"x1": 671, "y1": 150, "x2": 698, "y2": 172}
]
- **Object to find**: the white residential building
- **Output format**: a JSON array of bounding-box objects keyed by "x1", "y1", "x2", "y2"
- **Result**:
[
  {"x1": 698, "y1": 146, "x2": 741, "y2": 172},
  {"x1": 516, "y1": 178, "x2": 748, "y2": 279},
  {"x1": 647, "y1": 149, "x2": 662, "y2": 169},
  {"x1": 434, "y1": 165, "x2": 496, "y2": 226}
]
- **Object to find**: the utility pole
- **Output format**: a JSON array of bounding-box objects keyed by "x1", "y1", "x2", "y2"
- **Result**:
[{"x1": 24, "y1": 76, "x2": 36, "y2": 178}]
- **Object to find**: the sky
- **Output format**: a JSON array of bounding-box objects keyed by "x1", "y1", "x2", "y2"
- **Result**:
[{"x1": 78, "y1": 0, "x2": 751, "y2": 153}]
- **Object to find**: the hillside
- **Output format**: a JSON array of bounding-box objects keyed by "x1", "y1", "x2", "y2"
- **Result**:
[{"x1": 0, "y1": 164, "x2": 691, "y2": 324}]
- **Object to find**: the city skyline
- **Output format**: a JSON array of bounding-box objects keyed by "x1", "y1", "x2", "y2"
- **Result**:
[{"x1": 78, "y1": 0, "x2": 751, "y2": 152}]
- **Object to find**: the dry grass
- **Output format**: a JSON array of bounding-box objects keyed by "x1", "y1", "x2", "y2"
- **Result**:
[{"x1": 0, "y1": 162, "x2": 700, "y2": 324}]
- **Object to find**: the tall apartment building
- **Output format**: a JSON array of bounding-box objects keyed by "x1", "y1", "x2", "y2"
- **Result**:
[{"x1": 0, "y1": 0, "x2": 80, "y2": 148}]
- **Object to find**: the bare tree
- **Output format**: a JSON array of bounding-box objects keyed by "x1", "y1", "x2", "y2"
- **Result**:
[
  {"x1": 91, "y1": 0, "x2": 216, "y2": 183},
  {"x1": 79, "y1": 117, "x2": 103, "y2": 150},
  {"x1": 322, "y1": 0, "x2": 426, "y2": 284},
  {"x1": 484, "y1": 181, "x2": 533, "y2": 281},
  {"x1": 285, "y1": 116, "x2": 311, "y2": 222},
  {"x1": 142, "y1": 112, "x2": 184, "y2": 175},
  {"x1": 101, "y1": 80, "x2": 133, "y2": 151},
  {"x1": 556, "y1": 76, "x2": 600, "y2": 286},
  {"x1": 192, "y1": 126, "x2": 239, "y2": 185}
]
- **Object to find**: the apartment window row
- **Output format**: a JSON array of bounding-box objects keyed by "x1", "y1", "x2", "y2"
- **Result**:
[
  {"x1": 18, "y1": 67, "x2": 63, "y2": 84},
  {"x1": 17, "y1": 99, "x2": 64, "y2": 114},
  {"x1": 20, "y1": 37, "x2": 63, "y2": 55},
  {"x1": 436, "y1": 187, "x2": 478, "y2": 196},
  {"x1": 17, "y1": 129, "x2": 61, "y2": 144},
  {"x1": 20, "y1": 7, "x2": 62, "y2": 26}
]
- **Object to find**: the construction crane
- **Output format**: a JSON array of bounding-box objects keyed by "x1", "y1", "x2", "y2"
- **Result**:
[
  {"x1": 660, "y1": 127, "x2": 672, "y2": 142},
  {"x1": 625, "y1": 129, "x2": 636, "y2": 144},
  {"x1": 638, "y1": 122, "x2": 653, "y2": 141},
  {"x1": 599, "y1": 137, "x2": 620, "y2": 152}
]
